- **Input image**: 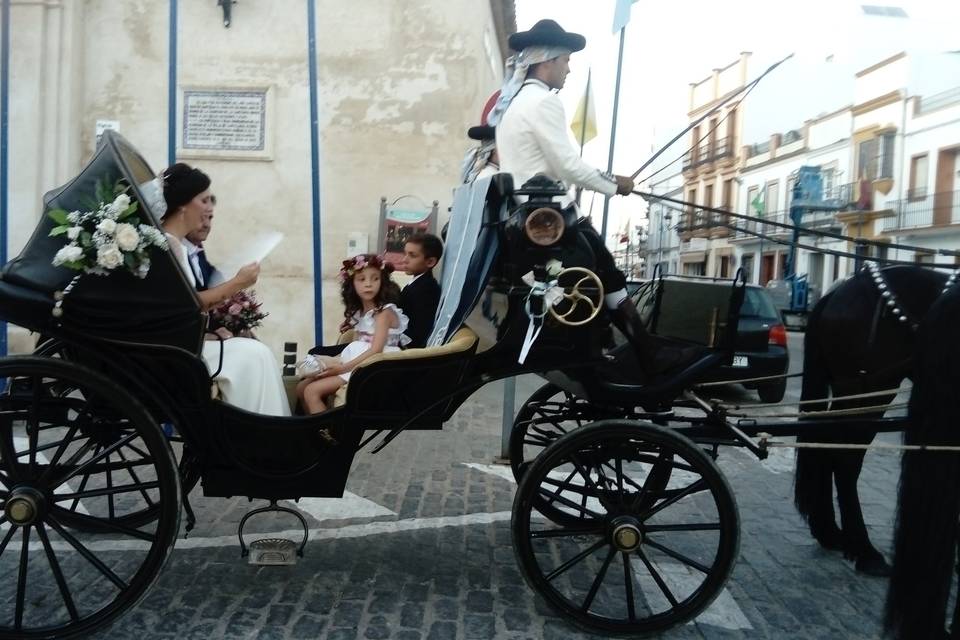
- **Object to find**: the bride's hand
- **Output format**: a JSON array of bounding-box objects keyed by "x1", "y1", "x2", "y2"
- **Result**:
[
  {"x1": 318, "y1": 364, "x2": 344, "y2": 378},
  {"x1": 235, "y1": 262, "x2": 260, "y2": 288},
  {"x1": 215, "y1": 327, "x2": 234, "y2": 340}
]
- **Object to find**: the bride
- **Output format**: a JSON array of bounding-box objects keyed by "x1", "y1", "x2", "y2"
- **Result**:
[{"x1": 159, "y1": 163, "x2": 291, "y2": 417}]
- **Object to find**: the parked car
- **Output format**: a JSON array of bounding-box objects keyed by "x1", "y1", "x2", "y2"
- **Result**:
[{"x1": 627, "y1": 278, "x2": 789, "y2": 402}]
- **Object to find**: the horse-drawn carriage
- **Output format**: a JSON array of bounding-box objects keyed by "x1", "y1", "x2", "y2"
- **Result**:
[{"x1": 0, "y1": 132, "x2": 932, "y2": 639}]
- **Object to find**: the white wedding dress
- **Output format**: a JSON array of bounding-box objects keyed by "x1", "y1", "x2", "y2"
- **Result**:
[{"x1": 167, "y1": 235, "x2": 291, "y2": 416}]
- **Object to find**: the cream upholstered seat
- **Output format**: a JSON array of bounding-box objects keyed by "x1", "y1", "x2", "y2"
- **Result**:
[
  {"x1": 334, "y1": 327, "x2": 478, "y2": 407},
  {"x1": 282, "y1": 327, "x2": 479, "y2": 412}
]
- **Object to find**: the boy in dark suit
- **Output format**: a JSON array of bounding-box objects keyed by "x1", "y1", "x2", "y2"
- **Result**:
[{"x1": 400, "y1": 233, "x2": 442, "y2": 349}]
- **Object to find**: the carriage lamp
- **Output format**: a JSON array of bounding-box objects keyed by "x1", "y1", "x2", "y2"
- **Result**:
[{"x1": 524, "y1": 207, "x2": 565, "y2": 246}]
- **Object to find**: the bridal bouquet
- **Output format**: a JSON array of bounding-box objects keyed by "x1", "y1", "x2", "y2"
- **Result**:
[
  {"x1": 48, "y1": 178, "x2": 168, "y2": 278},
  {"x1": 209, "y1": 290, "x2": 268, "y2": 335}
]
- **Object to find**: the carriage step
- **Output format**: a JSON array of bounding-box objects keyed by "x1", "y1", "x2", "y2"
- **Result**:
[
  {"x1": 238, "y1": 499, "x2": 309, "y2": 565},
  {"x1": 246, "y1": 538, "x2": 300, "y2": 566}
]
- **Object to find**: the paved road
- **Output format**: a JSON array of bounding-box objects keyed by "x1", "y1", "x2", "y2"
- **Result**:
[{"x1": 79, "y1": 331, "x2": 907, "y2": 639}]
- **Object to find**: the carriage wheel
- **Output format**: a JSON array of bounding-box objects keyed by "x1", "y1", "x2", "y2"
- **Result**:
[
  {"x1": 3, "y1": 349, "x2": 164, "y2": 533},
  {"x1": 0, "y1": 356, "x2": 180, "y2": 639},
  {"x1": 510, "y1": 386, "x2": 673, "y2": 527},
  {"x1": 512, "y1": 420, "x2": 739, "y2": 636},
  {"x1": 509, "y1": 383, "x2": 585, "y2": 482}
]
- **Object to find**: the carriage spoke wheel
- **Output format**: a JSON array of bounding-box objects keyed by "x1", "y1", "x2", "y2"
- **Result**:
[
  {"x1": 0, "y1": 357, "x2": 180, "y2": 639},
  {"x1": 510, "y1": 386, "x2": 673, "y2": 527},
  {"x1": 512, "y1": 420, "x2": 739, "y2": 636}
]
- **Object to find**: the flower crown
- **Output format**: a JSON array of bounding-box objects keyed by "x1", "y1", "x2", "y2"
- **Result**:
[{"x1": 339, "y1": 254, "x2": 392, "y2": 282}]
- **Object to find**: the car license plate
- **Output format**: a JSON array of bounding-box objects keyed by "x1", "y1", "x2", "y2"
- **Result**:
[{"x1": 732, "y1": 356, "x2": 749, "y2": 368}]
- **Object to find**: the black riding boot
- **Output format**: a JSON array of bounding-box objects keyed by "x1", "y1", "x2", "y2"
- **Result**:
[{"x1": 611, "y1": 298, "x2": 702, "y2": 376}]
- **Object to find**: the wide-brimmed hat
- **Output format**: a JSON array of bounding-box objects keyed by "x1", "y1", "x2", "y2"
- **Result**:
[
  {"x1": 508, "y1": 19, "x2": 586, "y2": 53},
  {"x1": 467, "y1": 90, "x2": 500, "y2": 141}
]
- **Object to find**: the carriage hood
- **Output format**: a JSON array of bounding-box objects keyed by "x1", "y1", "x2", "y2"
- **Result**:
[{"x1": 0, "y1": 131, "x2": 205, "y2": 353}]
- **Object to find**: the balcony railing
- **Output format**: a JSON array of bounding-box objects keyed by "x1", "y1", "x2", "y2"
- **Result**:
[
  {"x1": 882, "y1": 189, "x2": 960, "y2": 232},
  {"x1": 681, "y1": 136, "x2": 734, "y2": 171}
]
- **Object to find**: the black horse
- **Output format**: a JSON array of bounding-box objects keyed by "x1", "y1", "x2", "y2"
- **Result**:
[
  {"x1": 884, "y1": 282, "x2": 960, "y2": 640},
  {"x1": 794, "y1": 264, "x2": 948, "y2": 575}
]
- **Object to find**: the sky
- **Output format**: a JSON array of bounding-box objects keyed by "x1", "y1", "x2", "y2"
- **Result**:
[{"x1": 513, "y1": 0, "x2": 960, "y2": 245}]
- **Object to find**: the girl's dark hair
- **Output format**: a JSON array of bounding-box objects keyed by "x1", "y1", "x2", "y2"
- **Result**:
[{"x1": 339, "y1": 254, "x2": 399, "y2": 330}]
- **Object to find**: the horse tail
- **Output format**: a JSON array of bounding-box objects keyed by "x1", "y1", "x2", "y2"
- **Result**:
[
  {"x1": 794, "y1": 294, "x2": 832, "y2": 524},
  {"x1": 885, "y1": 287, "x2": 960, "y2": 639}
]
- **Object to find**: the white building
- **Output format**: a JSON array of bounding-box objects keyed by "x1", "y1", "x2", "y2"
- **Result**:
[{"x1": 880, "y1": 81, "x2": 960, "y2": 264}]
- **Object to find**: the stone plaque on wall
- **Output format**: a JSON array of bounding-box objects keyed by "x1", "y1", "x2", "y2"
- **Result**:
[{"x1": 179, "y1": 87, "x2": 273, "y2": 160}]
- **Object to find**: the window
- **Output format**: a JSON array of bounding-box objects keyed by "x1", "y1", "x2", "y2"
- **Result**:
[
  {"x1": 687, "y1": 188, "x2": 698, "y2": 228},
  {"x1": 765, "y1": 180, "x2": 779, "y2": 215},
  {"x1": 722, "y1": 179, "x2": 733, "y2": 209},
  {"x1": 741, "y1": 254, "x2": 754, "y2": 281},
  {"x1": 821, "y1": 167, "x2": 836, "y2": 199},
  {"x1": 880, "y1": 133, "x2": 895, "y2": 178},
  {"x1": 704, "y1": 184, "x2": 714, "y2": 208},
  {"x1": 858, "y1": 133, "x2": 896, "y2": 180},
  {"x1": 858, "y1": 138, "x2": 879, "y2": 180},
  {"x1": 909, "y1": 154, "x2": 928, "y2": 200}
]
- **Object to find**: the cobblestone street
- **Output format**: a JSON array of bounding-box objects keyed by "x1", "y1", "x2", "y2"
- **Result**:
[{"x1": 89, "y1": 332, "x2": 908, "y2": 640}]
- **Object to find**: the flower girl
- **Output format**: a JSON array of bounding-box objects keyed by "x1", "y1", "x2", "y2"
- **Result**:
[{"x1": 297, "y1": 254, "x2": 409, "y2": 414}]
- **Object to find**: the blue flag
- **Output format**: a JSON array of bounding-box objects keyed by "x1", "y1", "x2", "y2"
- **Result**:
[{"x1": 612, "y1": 0, "x2": 637, "y2": 33}]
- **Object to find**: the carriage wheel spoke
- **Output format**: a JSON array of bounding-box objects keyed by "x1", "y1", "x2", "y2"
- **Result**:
[
  {"x1": 615, "y1": 457, "x2": 625, "y2": 503},
  {"x1": 644, "y1": 538, "x2": 711, "y2": 574},
  {"x1": 625, "y1": 450, "x2": 696, "y2": 474},
  {"x1": 123, "y1": 442, "x2": 151, "y2": 460},
  {"x1": 28, "y1": 427, "x2": 83, "y2": 463},
  {"x1": 14, "y1": 525, "x2": 31, "y2": 630},
  {"x1": 639, "y1": 479, "x2": 708, "y2": 520},
  {"x1": 28, "y1": 376, "x2": 43, "y2": 473},
  {"x1": 581, "y1": 546, "x2": 617, "y2": 612},
  {"x1": 45, "y1": 518, "x2": 128, "y2": 589},
  {"x1": 544, "y1": 538, "x2": 607, "y2": 582},
  {"x1": 636, "y1": 547, "x2": 679, "y2": 607},
  {"x1": 0, "y1": 468, "x2": 11, "y2": 488},
  {"x1": 106, "y1": 453, "x2": 115, "y2": 520},
  {"x1": 52, "y1": 432, "x2": 138, "y2": 489},
  {"x1": 0, "y1": 522, "x2": 18, "y2": 556},
  {"x1": 569, "y1": 454, "x2": 617, "y2": 511},
  {"x1": 68, "y1": 454, "x2": 96, "y2": 514},
  {"x1": 538, "y1": 484, "x2": 605, "y2": 520},
  {"x1": 50, "y1": 508, "x2": 156, "y2": 542},
  {"x1": 36, "y1": 522, "x2": 80, "y2": 622},
  {"x1": 51, "y1": 439, "x2": 98, "y2": 488},
  {"x1": 117, "y1": 447, "x2": 156, "y2": 507},
  {"x1": 644, "y1": 522, "x2": 721, "y2": 533},
  {"x1": 530, "y1": 526, "x2": 605, "y2": 539},
  {"x1": 623, "y1": 551, "x2": 637, "y2": 621},
  {"x1": 53, "y1": 480, "x2": 161, "y2": 503},
  {"x1": 0, "y1": 427, "x2": 22, "y2": 482}
]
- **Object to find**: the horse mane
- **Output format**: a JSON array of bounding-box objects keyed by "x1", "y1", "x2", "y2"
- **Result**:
[{"x1": 885, "y1": 284, "x2": 960, "y2": 639}]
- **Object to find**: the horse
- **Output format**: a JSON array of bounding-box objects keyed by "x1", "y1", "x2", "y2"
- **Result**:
[
  {"x1": 884, "y1": 282, "x2": 960, "y2": 639},
  {"x1": 793, "y1": 264, "x2": 949, "y2": 576}
]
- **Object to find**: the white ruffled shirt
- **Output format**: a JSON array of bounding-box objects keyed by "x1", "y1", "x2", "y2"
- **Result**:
[{"x1": 496, "y1": 79, "x2": 618, "y2": 205}]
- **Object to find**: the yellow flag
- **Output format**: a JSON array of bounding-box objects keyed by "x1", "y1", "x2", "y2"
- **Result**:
[{"x1": 570, "y1": 71, "x2": 597, "y2": 148}]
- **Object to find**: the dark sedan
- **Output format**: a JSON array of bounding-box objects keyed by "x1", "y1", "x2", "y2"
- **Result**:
[{"x1": 627, "y1": 279, "x2": 789, "y2": 401}]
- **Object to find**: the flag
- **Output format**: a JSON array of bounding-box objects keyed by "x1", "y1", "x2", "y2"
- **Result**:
[
  {"x1": 569, "y1": 70, "x2": 597, "y2": 148},
  {"x1": 612, "y1": 0, "x2": 637, "y2": 33},
  {"x1": 751, "y1": 188, "x2": 765, "y2": 217},
  {"x1": 619, "y1": 218, "x2": 631, "y2": 244}
]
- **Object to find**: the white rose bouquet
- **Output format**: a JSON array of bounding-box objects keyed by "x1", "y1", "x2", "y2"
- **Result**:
[{"x1": 48, "y1": 178, "x2": 168, "y2": 279}]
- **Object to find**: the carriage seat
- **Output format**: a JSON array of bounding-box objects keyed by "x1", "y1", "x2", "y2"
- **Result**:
[
  {"x1": 336, "y1": 326, "x2": 478, "y2": 408},
  {"x1": 281, "y1": 327, "x2": 479, "y2": 412}
]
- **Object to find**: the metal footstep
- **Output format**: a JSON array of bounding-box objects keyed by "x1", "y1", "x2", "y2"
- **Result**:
[{"x1": 238, "y1": 499, "x2": 309, "y2": 566}]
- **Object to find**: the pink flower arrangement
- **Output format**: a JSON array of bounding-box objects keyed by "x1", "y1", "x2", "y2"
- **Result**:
[{"x1": 210, "y1": 290, "x2": 268, "y2": 334}]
